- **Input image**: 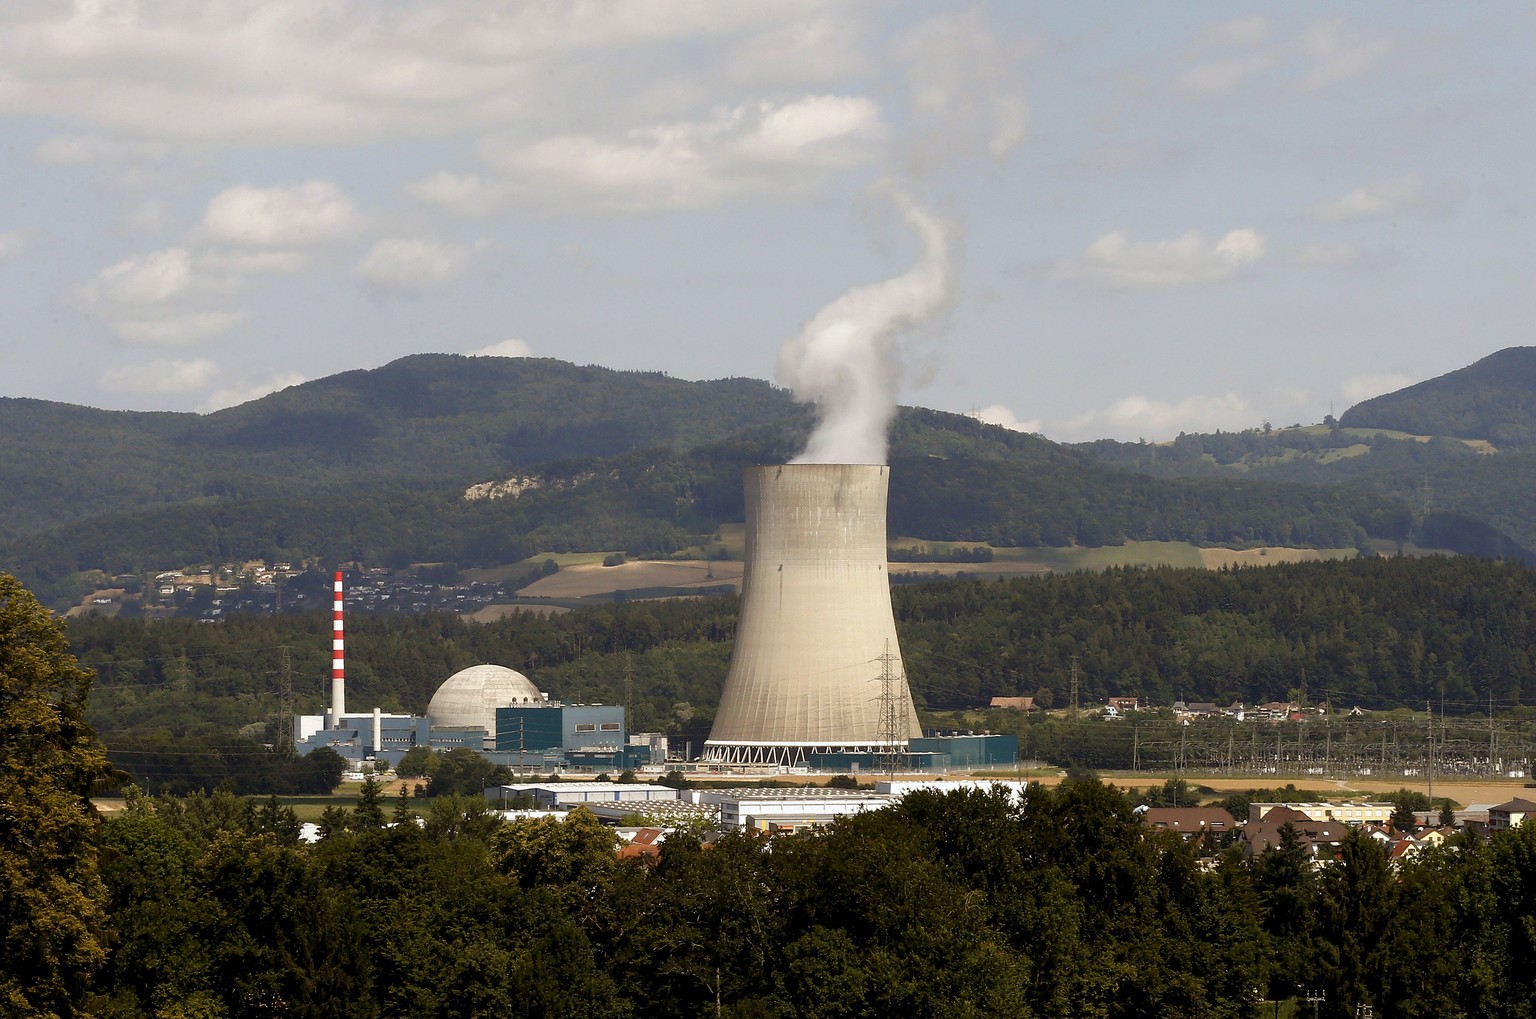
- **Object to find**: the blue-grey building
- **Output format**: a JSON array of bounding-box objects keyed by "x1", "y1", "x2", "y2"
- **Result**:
[
  {"x1": 293, "y1": 711, "x2": 431, "y2": 766},
  {"x1": 495, "y1": 704, "x2": 627, "y2": 759}
]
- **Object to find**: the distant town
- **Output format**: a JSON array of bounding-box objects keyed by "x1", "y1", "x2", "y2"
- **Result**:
[{"x1": 72, "y1": 560, "x2": 556, "y2": 622}]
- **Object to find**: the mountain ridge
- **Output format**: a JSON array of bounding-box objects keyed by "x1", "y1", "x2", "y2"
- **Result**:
[
  {"x1": 4, "y1": 348, "x2": 1534, "y2": 608},
  {"x1": 1339, "y1": 345, "x2": 1536, "y2": 446}
]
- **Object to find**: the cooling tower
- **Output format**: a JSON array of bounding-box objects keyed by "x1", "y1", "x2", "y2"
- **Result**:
[{"x1": 704, "y1": 464, "x2": 922, "y2": 767}]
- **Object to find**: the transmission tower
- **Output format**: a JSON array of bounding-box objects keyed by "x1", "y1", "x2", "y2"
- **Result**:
[
  {"x1": 274, "y1": 645, "x2": 293, "y2": 754},
  {"x1": 1070, "y1": 656, "x2": 1080, "y2": 719},
  {"x1": 624, "y1": 653, "x2": 634, "y2": 728},
  {"x1": 875, "y1": 641, "x2": 904, "y2": 779}
]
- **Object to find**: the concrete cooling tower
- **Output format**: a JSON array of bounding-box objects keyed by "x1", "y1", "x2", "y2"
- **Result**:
[{"x1": 704, "y1": 463, "x2": 922, "y2": 767}]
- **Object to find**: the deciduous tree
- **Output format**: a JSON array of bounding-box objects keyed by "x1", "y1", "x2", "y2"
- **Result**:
[{"x1": 0, "y1": 571, "x2": 115, "y2": 1017}]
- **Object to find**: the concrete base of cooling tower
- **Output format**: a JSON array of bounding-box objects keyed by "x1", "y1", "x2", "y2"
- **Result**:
[{"x1": 700, "y1": 740, "x2": 912, "y2": 768}]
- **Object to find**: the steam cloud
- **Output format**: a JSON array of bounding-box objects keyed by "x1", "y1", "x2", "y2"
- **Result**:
[{"x1": 778, "y1": 193, "x2": 952, "y2": 464}]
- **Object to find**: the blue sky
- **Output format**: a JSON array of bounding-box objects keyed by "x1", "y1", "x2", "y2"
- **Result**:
[{"x1": 1, "y1": 2, "x2": 1531, "y2": 442}]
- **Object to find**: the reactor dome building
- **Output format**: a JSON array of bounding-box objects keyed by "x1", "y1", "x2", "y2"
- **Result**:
[
  {"x1": 427, "y1": 664, "x2": 545, "y2": 738},
  {"x1": 703, "y1": 463, "x2": 923, "y2": 767}
]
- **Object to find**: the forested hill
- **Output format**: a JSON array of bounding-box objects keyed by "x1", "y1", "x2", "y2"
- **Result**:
[
  {"x1": 5, "y1": 410, "x2": 1427, "y2": 607},
  {"x1": 8, "y1": 351, "x2": 1534, "y2": 610},
  {"x1": 69, "y1": 555, "x2": 1536, "y2": 749},
  {"x1": 1339, "y1": 346, "x2": 1536, "y2": 446},
  {"x1": 0, "y1": 354, "x2": 801, "y2": 540},
  {"x1": 1073, "y1": 347, "x2": 1536, "y2": 553}
]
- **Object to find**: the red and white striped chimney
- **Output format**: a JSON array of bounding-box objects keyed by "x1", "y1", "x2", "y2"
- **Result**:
[{"x1": 330, "y1": 570, "x2": 346, "y2": 725}]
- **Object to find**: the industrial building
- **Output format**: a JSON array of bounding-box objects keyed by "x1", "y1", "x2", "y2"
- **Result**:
[
  {"x1": 428, "y1": 664, "x2": 546, "y2": 748},
  {"x1": 290, "y1": 574, "x2": 630, "y2": 768},
  {"x1": 292, "y1": 463, "x2": 1017, "y2": 777},
  {"x1": 704, "y1": 464, "x2": 924, "y2": 767},
  {"x1": 484, "y1": 782, "x2": 681, "y2": 810},
  {"x1": 294, "y1": 710, "x2": 430, "y2": 765}
]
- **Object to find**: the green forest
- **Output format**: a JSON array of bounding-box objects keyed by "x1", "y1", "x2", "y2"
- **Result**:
[
  {"x1": 11, "y1": 535, "x2": 1536, "y2": 1018},
  {"x1": 25, "y1": 775, "x2": 1536, "y2": 1019},
  {"x1": 51, "y1": 554, "x2": 1536, "y2": 791},
  {"x1": 1073, "y1": 347, "x2": 1536, "y2": 553}
]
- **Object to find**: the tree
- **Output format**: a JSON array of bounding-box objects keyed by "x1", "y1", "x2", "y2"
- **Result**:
[
  {"x1": 427, "y1": 748, "x2": 500, "y2": 797},
  {"x1": 1254, "y1": 821, "x2": 1317, "y2": 1003},
  {"x1": 1317, "y1": 827, "x2": 1396, "y2": 1015},
  {"x1": 492, "y1": 808, "x2": 617, "y2": 895},
  {"x1": 1388, "y1": 789, "x2": 1429, "y2": 832},
  {"x1": 395, "y1": 745, "x2": 437, "y2": 779},
  {"x1": 353, "y1": 775, "x2": 386, "y2": 830},
  {"x1": 0, "y1": 571, "x2": 115, "y2": 1017},
  {"x1": 318, "y1": 804, "x2": 351, "y2": 839}
]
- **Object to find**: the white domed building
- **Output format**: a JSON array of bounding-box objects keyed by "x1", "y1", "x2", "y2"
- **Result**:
[{"x1": 427, "y1": 664, "x2": 545, "y2": 746}]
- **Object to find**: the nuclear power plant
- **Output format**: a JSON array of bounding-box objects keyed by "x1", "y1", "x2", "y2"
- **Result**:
[
  {"x1": 290, "y1": 465, "x2": 1014, "y2": 775},
  {"x1": 704, "y1": 463, "x2": 923, "y2": 767}
]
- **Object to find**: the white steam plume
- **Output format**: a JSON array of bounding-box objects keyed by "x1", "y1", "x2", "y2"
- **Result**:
[{"x1": 779, "y1": 193, "x2": 952, "y2": 464}]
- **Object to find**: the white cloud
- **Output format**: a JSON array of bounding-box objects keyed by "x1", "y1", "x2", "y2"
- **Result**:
[
  {"x1": 1305, "y1": 175, "x2": 1454, "y2": 223},
  {"x1": 0, "y1": 2, "x2": 848, "y2": 148},
  {"x1": 1297, "y1": 20, "x2": 1395, "y2": 92},
  {"x1": 198, "y1": 249, "x2": 310, "y2": 275},
  {"x1": 203, "y1": 371, "x2": 308, "y2": 412},
  {"x1": 77, "y1": 247, "x2": 249, "y2": 344},
  {"x1": 976, "y1": 404, "x2": 1039, "y2": 434},
  {"x1": 0, "y1": 231, "x2": 29, "y2": 260},
  {"x1": 1061, "y1": 392, "x2": 1253, "y2": 441},
  {"x1": 100, "y1": 357, "x2": 220, "y2": 394},
  {"x1": 405, "y1": 172, "x2": 506, "y2": 216},
  {"x1": 355, "y1": 236, "x2": 475, "y2": 294},
  {"x1": 1059, "y1": 228, "x2": 1266, "y2": 287},
  {"x1": 1167, "y1": 15, "x2": 1393, "y2": 101},
  {"x1": 115, "y1": 309, "x2": 249, "y2": 346},
  {"x1": 720, "y1": 13, "x2": 870, "y2": 87},
  {"x1": 82, "y1": 248, "x2": 192, "y2": 305},
  {"x1": 200, "y1": 181, "x2": 359, "y2": 247},
  {"x1": 471, "y1": 338, "x2": 533, "y2": 358},
  {"x1": 1342, "y1": 373, "x2": 1415, "y2": 405},
  {"x1": 476, "y1": 94, "x2": 886, "y2": 212},
  {"x1": 1171, "y1": 53, "x2": 1276, "y2": 99},
  {"x1": 900, "y1": 9, "x2": 1033, "y2": 162}
]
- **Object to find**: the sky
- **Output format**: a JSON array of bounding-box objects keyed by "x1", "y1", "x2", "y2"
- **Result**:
[{"x1": 1, "y1": 1, "x2": 1532, "y2": 443}]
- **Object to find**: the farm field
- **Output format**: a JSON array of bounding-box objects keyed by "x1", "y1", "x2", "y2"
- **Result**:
[
  {"x1": 495, "y1": 541, "x2": 1363, "y2": 605},
  {"x1": 518, "y1": 559, "x2": 744, "y2": 599}
]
